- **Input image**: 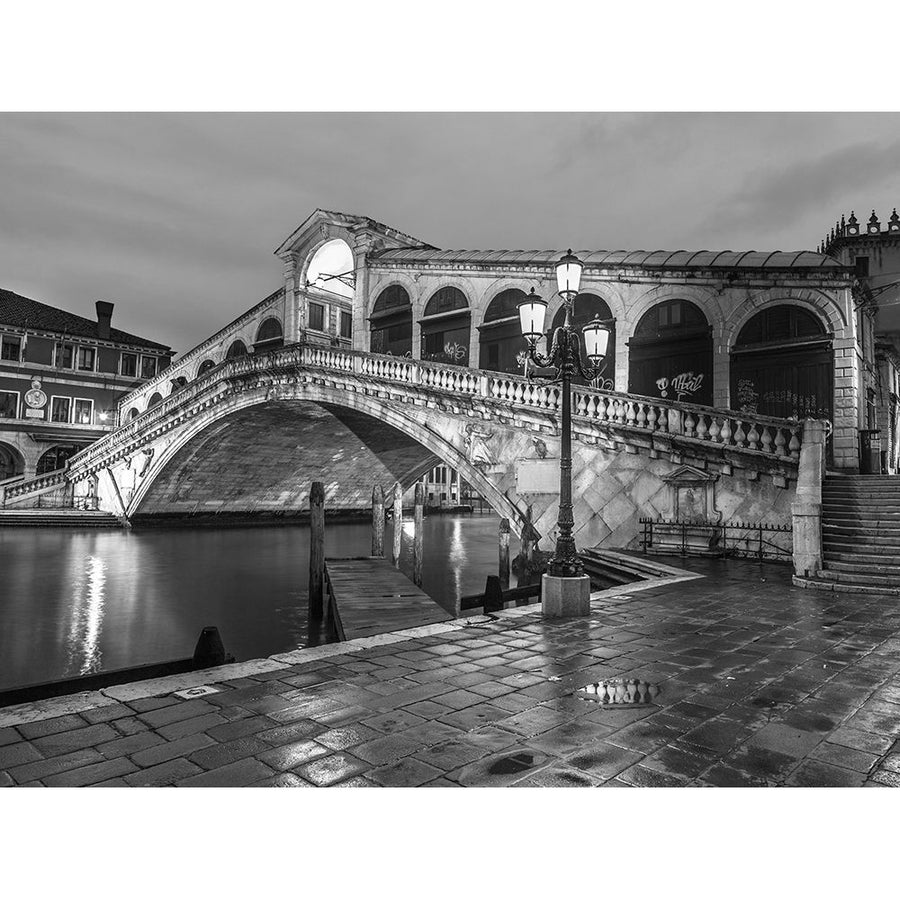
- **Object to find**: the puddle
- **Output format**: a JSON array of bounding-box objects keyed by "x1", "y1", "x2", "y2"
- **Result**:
[
  {"x1": 575, "y1": 678, "x2": 659, "y2": 705},
  {"x1": 487, "y1": 752, "x2": 536, "y2": 775}
]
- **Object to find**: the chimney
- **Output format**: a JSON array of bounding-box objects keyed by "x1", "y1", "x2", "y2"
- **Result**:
[{"x1": 96, "y1": 301, "x2": 114, "y2": 340}]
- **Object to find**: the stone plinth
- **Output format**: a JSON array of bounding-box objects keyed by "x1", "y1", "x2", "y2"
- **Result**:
[{"x1": 542, "y1": 573, "x2": 591, "y2": 618}]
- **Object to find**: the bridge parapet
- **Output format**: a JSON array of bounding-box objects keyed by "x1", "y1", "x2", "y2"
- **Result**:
[{"x1": 69, "y1": 343, "x2": 806, "y2": 487}]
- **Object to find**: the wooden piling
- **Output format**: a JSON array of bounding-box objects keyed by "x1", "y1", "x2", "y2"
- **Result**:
[
  {"x1": 392, "y1": 481, "x2": 403, "y2": 568},
  {"x1": 413, "y1": 481, "x2": 424, "y2": 587},
  {"x1": 499, "y1": 517, "x2": 510, "y2": 590},
  {"x1": 309, "y1": 481, "x2": 325, "y2": 620},
  {"x1": 484, "y1": 575, "x2": 504, "y2": 614},
  {"x1": 371, "y1": 484, "x2": 385, "y2": 557}
]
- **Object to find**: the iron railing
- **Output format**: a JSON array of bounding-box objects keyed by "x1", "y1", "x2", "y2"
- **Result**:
[{"x1": 640, "y1": 516, "x2": 792, "y2": 562}]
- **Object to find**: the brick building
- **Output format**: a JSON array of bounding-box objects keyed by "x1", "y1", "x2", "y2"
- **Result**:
[{"x1": 0, "y1": 288, "x2": 174, "y2": 481}]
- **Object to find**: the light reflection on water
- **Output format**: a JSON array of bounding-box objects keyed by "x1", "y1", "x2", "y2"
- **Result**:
[{"x1": 0, "y1": 514, "x2": 519, "y2": 691}]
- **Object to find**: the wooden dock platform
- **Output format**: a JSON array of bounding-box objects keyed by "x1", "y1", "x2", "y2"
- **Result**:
[{"x1": 324, "y1": 557, "x2": 454, "y2": 642}]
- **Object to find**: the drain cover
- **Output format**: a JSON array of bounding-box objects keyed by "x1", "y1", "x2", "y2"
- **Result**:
[{"x1": 576, "y1": 678, "x2": 659, "y2": 705}]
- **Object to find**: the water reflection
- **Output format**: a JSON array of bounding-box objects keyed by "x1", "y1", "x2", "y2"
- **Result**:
[{"x1": 0, "y1": 514, "x2": 519, "y2": 690}]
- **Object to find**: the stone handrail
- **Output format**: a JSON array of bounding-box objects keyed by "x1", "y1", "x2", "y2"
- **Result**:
[
  {"x1": 3, "y1": 468, "x2": 67, "y2": 503},
  {"x1": 69, "y1": 343, "x2": 806, "y2": 477}
]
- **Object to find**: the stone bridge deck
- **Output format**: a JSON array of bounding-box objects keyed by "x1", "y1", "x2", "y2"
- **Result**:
[{"x1": 2, "y1": 559, "x2": 898, "y2": 787}]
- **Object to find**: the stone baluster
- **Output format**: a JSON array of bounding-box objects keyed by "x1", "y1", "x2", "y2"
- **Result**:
[
  {"x1": 636, "y1": 402, "x2": 647, "y2": 429},
  {"x1": 760, "y1": 426, "x2": 773, "y2": 454},
  {"x1": 719, "y1": 417, "x2": 732, "y2": 445},
  {"x1": 656, "y1": 406, "x2": 668, "y2": 433},
  {"x1": 625, "y1": 400, "x2": 636, "y2": 427},
  {"x1": 789, "y1": 426, "x2": 801, "y2": 460},
  {"x1": 747, "y1": 422, "x2": 760, "y2": 450},
  {"x1": 708, "y1": 417, "x2": 720, "y2": 442},
  {"x1": 734, "y1": 419, "x2": 747, "y2": 448},
  {"x1": 684, "y1": 411, "x2": 696, "y2": 437},
  {"x1": 695, "y1": 413, "x2": 708, "y2": 441},
  {"x1": 615, "y1": 399, "x2": 626, "y2": 425},
  {"x1": 774, "y1": 427, "x2": 786, "y2": 457},
  {"x1": 647, "y1": 405, "x2": 658, "y2": 431}
]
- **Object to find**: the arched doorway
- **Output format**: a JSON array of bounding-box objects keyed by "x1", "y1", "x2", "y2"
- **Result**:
[
  {"x1": 254, "y1": 317, "x2": 284, "y2": 352},
  {"x1": 0, "y1": 442, "x2": 24, "y2": 480},
  {"x1": 147, "y1": 392, "x2": 163, "y2": 409},
  {"x1": 369, "y1": 285, "x2": 412, "y2": 357},
  {"x1": 37, "y1": 444, "x2": 79, "y2": 475},
  {"x1": 628, "y1": 299, "x2": 713, "y2": 406},
  {"x1": 197, "y1": 359, "x2": 216, "y2": 378},
  {"x1": 730, "y1": 305, "x2": 832, "y2": 420},
  {"x1": 549, "y1": 292, "x2": 616, "y2": 388},
  {"x1": 128, "y1": 407, "x2": 140, "y2": 420},
  {"x1": 225, "y1": 340, "x2": 248, "y2": 361},
  {"x1": 479, "y1": 288, "x2": 528, "y2": 374},
  {"x1": 420, "y1": 286, "x2": 471, "y2": 365}
]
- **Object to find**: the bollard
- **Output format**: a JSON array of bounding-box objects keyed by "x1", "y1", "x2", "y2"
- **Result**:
[
  {"x1": 309, "y1": 481, "x2": 325, "y2": 620},
  {"x1": 392, "y1": 481, "x2": 403, "y2": 568},
  {"x1": 413, "y1": 481, "x2": 424, "y2": 587},
  {"x1": 372, "y1": 484, "x2": 385, "y2": 557},
  {"x1": 484, "y1": 575, "x2": 504, "y2": 614},
  {"x1": 499, "y1": 517, "x2": 510, "y2": 591},
  {"x1": 193, "y1": 626, "x2": 227, "y2": 669}
]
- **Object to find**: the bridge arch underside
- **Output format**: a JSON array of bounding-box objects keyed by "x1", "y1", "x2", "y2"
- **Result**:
[{"x1": 133, "y1": 400, "x2": 452, "y2": 521}]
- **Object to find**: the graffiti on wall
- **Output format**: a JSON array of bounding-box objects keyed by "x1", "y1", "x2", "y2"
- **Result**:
[{"x1": 656, "y1": 372, "x2": 704, "y2": 400}]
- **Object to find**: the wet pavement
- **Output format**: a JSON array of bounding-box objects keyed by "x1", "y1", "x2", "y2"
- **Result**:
[{"x1": 2, "y1": 556, "x2": 900, "y2": 787}]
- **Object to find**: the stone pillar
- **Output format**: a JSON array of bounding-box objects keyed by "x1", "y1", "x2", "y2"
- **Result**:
[
  {"x1": 351, "y1": 245, "x2": 370, "y2": 353},
  {"x1": 831, "y1": 334, "x2": 861, "y2": 471},
  {"x1": 791, "y1": 418, "x2": 825, "y2": 578}
]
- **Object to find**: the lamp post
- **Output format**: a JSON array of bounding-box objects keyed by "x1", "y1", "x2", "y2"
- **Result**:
[{"x1": 518, "y1": 250, "x2": 610, "y2": 617}]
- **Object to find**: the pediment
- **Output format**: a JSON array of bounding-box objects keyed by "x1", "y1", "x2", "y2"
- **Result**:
[{"x1": 663, "y1": 464, "x2": 718, "y2": 485}]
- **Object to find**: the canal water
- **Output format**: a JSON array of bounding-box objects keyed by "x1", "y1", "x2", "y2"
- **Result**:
[{"x1": 0, "y1": 514, "x2": 521, "y2": 691}]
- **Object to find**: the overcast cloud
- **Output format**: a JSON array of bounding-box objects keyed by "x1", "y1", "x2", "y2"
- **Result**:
[{"x1": 1, "y1": 112, "x2": 899, "y2": 355}]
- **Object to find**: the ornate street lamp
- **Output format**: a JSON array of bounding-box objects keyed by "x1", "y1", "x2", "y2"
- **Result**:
[{"x1": 518, "y1": 250, "x2": 611, "y2": 616}]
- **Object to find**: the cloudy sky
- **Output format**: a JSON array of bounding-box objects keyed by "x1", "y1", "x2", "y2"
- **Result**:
[{"x1": 2, "y1": 112, "x2": 899, "y2": 355}]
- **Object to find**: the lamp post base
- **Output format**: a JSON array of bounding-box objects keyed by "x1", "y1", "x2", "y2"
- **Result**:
[{"x1": 541, "y1": 573, "x2": 591, "y2": 618}]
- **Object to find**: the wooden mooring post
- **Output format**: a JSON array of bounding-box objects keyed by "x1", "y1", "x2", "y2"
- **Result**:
[
  {"x1": 372, "y1": 484, "x2": 385, "y2": 557},
  {"x1": 309, "y1": 481, "x2": 325, "y2": 620},
  {"x1": 392, "y1": 481, "x2": 403, "y2": 568},
  {"x1": 499, "y1": 517, "x2": 510, "y2": 590},
  {"x1": 413, "y1": 481, "x2": 424, "y2": 587}
]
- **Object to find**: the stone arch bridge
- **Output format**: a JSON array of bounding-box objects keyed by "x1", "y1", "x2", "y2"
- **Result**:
[{"x1": 55, "y1": 345, "x2": 811, "y2": 555}]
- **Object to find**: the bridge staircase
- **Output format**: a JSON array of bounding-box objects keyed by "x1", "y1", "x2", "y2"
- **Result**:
[{"x1": 811, "y1": 474, "x2": 900, "y2": 596}]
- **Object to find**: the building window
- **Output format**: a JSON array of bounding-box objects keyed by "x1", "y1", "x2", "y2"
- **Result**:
[
  {"x1": 309, "y1": 302, "x2": 326, "y2": 332},
  {"x1": 340, "y1": 310, "x2": 352, "y2": 339},
  {"x1": 128, "y1": 407, "x2": 140, "y2": 420},
  {"x1": 51, "y1": 396, "x2": 72, "y2": 423},
  {"x1": 140, "y1": 356, "x2": 158, "y2": 379},
  {"x1": 77, "y1": 346, "x2": 96, "y2": 372},
  {"x1": 0, "y1": 390, "x2": 18, "y2": 419},
  {"x1": 74, "y1": 399, "x2": 94, "y2": 425},
  {"x1": 1, "y1": 335, "x2": 21, "y2": 362},
  {"x1": 55, "y1": 343, "x2": 74, "y2": 369},
  {"x1": 120, "y1": 353, "x2": 138, "y2": 377}
]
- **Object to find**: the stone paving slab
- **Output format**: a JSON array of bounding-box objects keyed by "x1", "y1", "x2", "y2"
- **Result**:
[{"x1": 2, "y1": 558, "x2": 900, "y2": 787}]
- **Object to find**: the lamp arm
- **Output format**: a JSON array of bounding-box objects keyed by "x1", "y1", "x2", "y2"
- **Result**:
[{"x1": 524, "y1": 326, "x2": 564, "y2": 370}]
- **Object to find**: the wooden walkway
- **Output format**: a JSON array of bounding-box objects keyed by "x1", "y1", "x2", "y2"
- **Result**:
[{"x1": 324, "y1": 557, "x2": 453, "y2": 642}]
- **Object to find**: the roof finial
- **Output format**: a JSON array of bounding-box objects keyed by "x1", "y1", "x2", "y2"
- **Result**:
[
  {"x1": 889, "y1": 208, "x2": 900, "y2": 233},
  {"x1": 868, "y1": 209, "x2": 881, "y2": 234},
  {"x1": 840, "y1": 214, "x2": 846, "y2": 234},
  {"x1": 847, "y1": 210, "x2": 859, "y2": 235}
]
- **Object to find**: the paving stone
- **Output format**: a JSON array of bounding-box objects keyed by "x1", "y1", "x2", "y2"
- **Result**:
[
  {"x1": 178, "y1": 758, "x2": 275, "y2": 787},
  {"x1": 137, "y1": 698, "x2": 219, "y2": 729},
  {"x1": 495, "y1": 706, "x2": 573, "y2": 738},
  {"x1": 0, "y1": 741, "x2": 42, "y2": 769},
  {"x1": 81, "y1": 703, "x2": 135, "y2": 725},
  {"x1": 565, "y1": 742, "x2": 644, "y2": 781},
  {"x1": 112, "y1": 717, "x2": 152, "y2": 737},
  {"x1": 251, "y1": 773, "x2": 313, "y2": 787},
  {"x1": 412, "y1": 738, "x2": 489, "y2": 772},
  {"x1": 256, "y1": 720, "x2": 327, "y2": 746},
  {"x1": 353, "y1": 733, "x2": 426, "y2": 766},
  {"x1": 720, "y1": 745, "x2": 797, "y2": 782},
  {"x1": 334, "y1": 776, "x2": 378, "y2": 787},
  {"x1": 681, "y1": 718, "x2": 754, "y2": 754},
  {"x1": 17, "y1": 714, "x2": 86, "y2": 740},
  {"x1": 296, "y1": 753, "x2": 369, "y2": 786},
  {"x1": 641, "y1": 742, "x2": 720, "y2": 780},
  {"x1": 437, "y1": 704, "x2": 509, "y2": 732},
  {"x1": 127, "y1": 696, "x2": 180, "y2": 713},
  {"x1": 870, "y1": 769, "x2": 900, "y2": 787},
  {"x1": 511, "y1": 765, "x2": 601, "y2": 788},
  {"x1": 44, "y1": 757, "x2": 138, "y2": 787},
  {"x1": 402, "y1": 700, "x2": 454, "y2": 719},
  {"x1": 527, "y1": 719, "x2": 616, "y2": 758},
  {"x1": 157, "y1": 713, "x2": 228, "y2": 741},
  {"x1": 125, "y1": 758, "x2": 205, "y2": 787},
  {"x1": 205, "y1": 716, "x2": 277, "y2": 743},
  {"x1": 453, "y1": 747, "x2": 553, "y2": 787},
  {"x1": 315, "y1": 724, "x2": 381, "y2": 751},
  {"x1": 785, "y1": 760, "x2": 866, "y2": 788},
  {"x1": 826, "y1": 726, "x2": 895, "y2": 756},
  {"x1": 7, "y1": 748, "x2": 104, "y2": 784},
  {"x1": 189, "y1": 738, "x2": 270, "y2": 771},
  {"x1": 744, "y1": 723, "x2": 825, "y2": 758},
  {"x1": 96, "y1": 731, "x2": 166, "y2": 760},
  {"x1": 617, "y1": 764, "x2": 688, "y2": 787},
  {"x1": 31, "y1": 723, "x2": 119, "y2": 758},
  {"x1": 0, "y1": 726, "x2": 21, "y2": 747},
  {"x1": 368, "y1": 758, "x2": 444, "y2": 787},
  {"x1": 257, "y1": 739, "x2": 330, "y2": 771},
  {"x1": 362, "y1": 709, "x2": 426, "y2": 735},
  {"x1": 131, "y1": 732, "x2": 216, "y2": 768},
  {"x1": 810, "y1": 742, "x2": 879, "y2": 774}
]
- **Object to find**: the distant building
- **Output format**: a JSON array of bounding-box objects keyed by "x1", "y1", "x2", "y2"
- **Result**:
[{"x1": 0, "y1": 288, "x2": 174, "y2": 480}]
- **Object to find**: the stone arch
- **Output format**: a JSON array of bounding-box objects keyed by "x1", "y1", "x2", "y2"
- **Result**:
[
  {"x1": 147, "y1": 392, "x2": 163, "y2": 410},
  {"x1": 127, "y1": 407, "x2": 140, "y2": 421},
  {"x1": 254, "y1": 317, "x2": 285, "y2": 352},
  {"x1": 419, "y1": 285, "x2": 473, "y2": 365},
  {"x1": 369, "y1": 281, "x2": 414, "y2": 357},
  {"x1": 303, "y1": 238, "x2": 355, "y2": 300},
  {"x1": 196, "y1": 359, "x2": 217, "y2": 379},
  {"x1": 127, "y1": 383, "x2": 528, "y2": 534},
  {"x1": 723, "y1": 290, "x2": 846, "y2": 352},
  {"x1": 36, "y1": 444, "x2": 78, "y2": 475},
  {"x1": 621, "y1": 283, "x2": 726, "y2": 339},
  {"x1": 0, "y1": 441, "x2": 25, "y2": 480},
  {"x1": 225, "y1": 339, "x2": 248, "y2": 361}
]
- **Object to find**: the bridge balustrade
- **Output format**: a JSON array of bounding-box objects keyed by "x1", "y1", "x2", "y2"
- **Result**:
[{"x1": 71, "y1": 343, "x2": 807, "y2": 479}]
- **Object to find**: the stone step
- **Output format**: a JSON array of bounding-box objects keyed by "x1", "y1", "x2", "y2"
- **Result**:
[
  {"x1": 823, "y1": 515, "x2": 900, "y2": 526},
  {"x1": 0, "y1": 509, "x2": 120, "y2": 527},
  {"x1": 824, "y1": 549, "x2": 900, "y2": 565},
  {"x1": 823, "y1": 540, "x2": 900, "y2": 558},
  {"x1": 793, "y1": 574, "x2": 900, "y2": 596},
  {"x1": 816, "y1": 569, "x2": 900, "y2": 588},
  {"x1": 822, "y1": 490, "x2": 900, "y2": 499},
  {"x1": 822, "y1": 523, "x2": 900, "y2": 537},
  {"x1": 825, "y1": 559, "x2": 900, "y2": 576}
]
